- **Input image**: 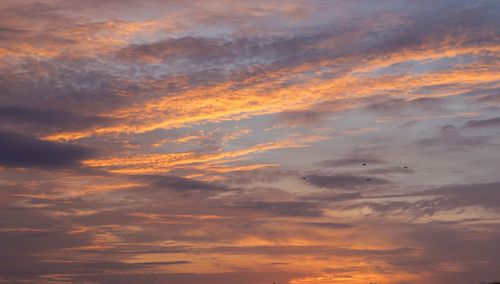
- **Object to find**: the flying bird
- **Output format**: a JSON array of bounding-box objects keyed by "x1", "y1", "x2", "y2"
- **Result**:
[
  {"x1": 362, "y1": 163, "x2": 367, "y2": 166},
  {"x1": 403, "y1": 166, "x2": 408, "y2": 169}
]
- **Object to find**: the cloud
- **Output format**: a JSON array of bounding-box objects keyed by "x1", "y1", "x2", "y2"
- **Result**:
[
  {"x1": 0, "y1": 60, "x2": 135, "y2": 118},
  {"x1": 234, "y1": 201, "x2": 324, "y2": 217},
  {"x1": 207, "y1": 244, "x2": 417, "y2": 258},
  {"x1": 317, "y1": 157, "x2": 383, "y2": 167},
  {"x1": 0, "y1": 131, "x2": 95, "y2": 168},
  {"x1": 0, "y1": 105, "x2": 117, "y2": 135},
  {"x1": 0, "y1": 1, "x2": 499, "y2": 283},
  {"x1": 464, "y1": 117, "x2": 500, "y2": 128},
  {"x1": 301, "y1": 222, "x2": 354, "y2": 229},
  {"x1": 83, "y1": 139, "x2": 309, "y2": 174},
  {"x1": 366, "y1": 166, "x2": 413, "y2": 175},
  {"x1": 115, "y1": 29, "x2": 340, "y2": 68},
  {"x1": 275, "y1": 110, "x2": 326, "y2": 126},
  {"x1": 348, "y1": 182, "x2": 500, "y2": 216},
  {"x1": 394, "y1": 222, "x2": 500, "y2": 283},
  {"x1": 144, "y1": 175, "x2": 229, "y2": 192},
  {"x1": 417, "y1": 124, "x2": 493, "y2": 149},
  {"x1": 305, "y1": 174, "x2": 388, "y2": 189},
  {"x1": 303, "y1": 191, "x2": 363, "y2": 202},
  {"x1": 74, "y1": 271, "x2": 300, "y2": 284},
  {"x1": 424, "y1": 182, "x2": 500, "y2": 209},
  {"x1": 364, "y1": 97, "x2": 446, "y2": 115},
  {"x1": 477, "y1": 91, "x2": 500, "y2": 105},
  {"x1": 0, "y1": 27, "x2": 26, "y2": 40}
]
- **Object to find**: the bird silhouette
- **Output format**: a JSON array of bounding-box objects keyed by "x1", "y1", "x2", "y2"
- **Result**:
[
  {"x1": 362, "y1": 163, "x2": 367, "y2": 166},
  {"x1": 403, "y1": 166, "x2": 408, "y2": 169}
]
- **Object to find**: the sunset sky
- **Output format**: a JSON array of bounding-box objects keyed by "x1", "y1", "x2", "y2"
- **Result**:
[{"x1": 0, "y1": 1, "x2": 499, "y2": 283}]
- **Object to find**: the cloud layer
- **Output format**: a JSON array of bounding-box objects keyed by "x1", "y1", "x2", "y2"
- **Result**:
[{"x1": 0, "y1": 1, "x2": 499, "y2": 283}]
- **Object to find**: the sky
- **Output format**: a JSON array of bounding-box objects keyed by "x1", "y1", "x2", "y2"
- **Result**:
[{"x1": 0, "y1": 1, "x2": 499, "y2": 283}]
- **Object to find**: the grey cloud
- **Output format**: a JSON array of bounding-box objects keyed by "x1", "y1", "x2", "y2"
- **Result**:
[
  {"x1": 115, "y1": 34, "x2": 322, "y2": 69},
  {"x1": 477, "y1": 91, "x2": 500, "y2": 104},
  {"x1": 317, "y1": 157, "x2": 383, "y2": 167},
  {"x1": 302, "y1": 222, "x2": 354, "y2": 229},
  {"x1": 353, "y1": 200, "x2": 442, "y2": 216},
  {"x1": 221, "y1": 169, "x2": 295, "y2": 185},
  {"x1": 0, "y1": 206, "x2": 96, "y2": 280},
  {"x1": 0, "y1": 26, "x2": 27, "y2": 40},
  {"x1": 0, "y1": 59, "x2": 139, "y2": 116},
  {"x1": 208, "y1": 244, "x2": 416, "y2": 258},
  {"x1": 0, "y1": 131, "x2": 95, "y2": 168},
  {"x1": 464, "y1": 117, "x2": 500, "y2": 129},
  {"x1": 423, "y1": 182, "x2": 500, "y2": 209},
  {"x1": 305, "y1": 174, "x2": 388, "y2": 189},
  {"x1": 348, "y1": 182, "x2": 500, "y2": 216},
  {"x1": 112, "y1": 0, "x2": 500, "y2": 74},
  {"x1": 75, "y1": 271, "x2": 300, "y2": 284},
  {"x1": 369, "y1": 0, "x2": 499, "y2": 54},
  {"x1": 234, "y1": 201, "x2": 324, "y2": 217},
  {"x1": 366, "y1": 166, "x2": 413, "y2": 175},
  {"x1": 304, "y1": 191, "x2": 363, "y2": 202},
  {"x1": 275, "y1": 110, "x2": 326, "y2": 126},
  {"x1": 0, "y1": 1, "x2": 61, "y2": 23},
  {"x1": 0, "y1": 105, "x2": 117, "y2": 135},
  {"x1": 365, "y1": 97, "x2": 445, "y2": 115},
  {"x1": 396, "y1": 222, "x2": 500, "y2": 283},
  {"x1": 0, "y1": 256, "x2": 190, "y2": 281},
  {"x1": 417, "y1": 124, "x2": 493, "y2": 149},
  {"x1": 144, "y1": 175, "x2": 229, "y2": 192}
]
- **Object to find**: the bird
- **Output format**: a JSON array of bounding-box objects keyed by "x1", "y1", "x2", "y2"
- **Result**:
[
  {"x1": 366, "y1": 178, "x2": 371, "y2": 181},
  {"x1": 362, "y1": 163, "x2": 367, "y2": 166},
  {"x1": 302, "y1": 176, "x2": 306, "y2": 180},
  {"x1": 403, "y1": 166, "x2": 408, "y2": 169}
]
